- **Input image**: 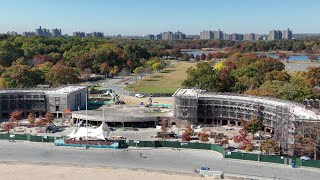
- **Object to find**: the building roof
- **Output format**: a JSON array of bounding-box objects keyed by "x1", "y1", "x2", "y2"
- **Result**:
[
  {"x1": 46, "y1": 86, "x2": 87, "y2": 94},
  {"x1": 0, "y1": 86, "x2": 87, "y2": 95}
]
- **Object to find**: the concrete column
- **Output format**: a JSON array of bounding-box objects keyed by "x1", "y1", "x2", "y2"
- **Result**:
[
  {"x1": 235, "y1": 121, "x2": 239, "y2": 127},
  {"x1": 227, "y1": 120, "x2": 230, "y2": 126}
]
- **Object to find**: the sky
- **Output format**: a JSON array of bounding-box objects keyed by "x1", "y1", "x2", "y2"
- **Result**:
[{"x1": 0, "y1": 0, "x2": 319, "y2": 35}]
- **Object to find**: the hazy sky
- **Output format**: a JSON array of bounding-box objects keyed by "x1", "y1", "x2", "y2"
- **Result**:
[{"x1": 0, "y1": 0, "x2": 318, "y2": 35}]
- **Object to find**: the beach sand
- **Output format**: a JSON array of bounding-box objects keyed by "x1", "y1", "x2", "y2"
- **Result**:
[{"x1": 0, "y1": 162, "x2": 236, "y2": 180}]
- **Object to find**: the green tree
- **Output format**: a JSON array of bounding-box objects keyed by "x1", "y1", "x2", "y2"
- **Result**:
[
  {"x1": 134, "y1": 66, "x2": 145, "y2": 79},
  {"x1": 182, "y1": 62, "x2": 218, "y2": 91}
]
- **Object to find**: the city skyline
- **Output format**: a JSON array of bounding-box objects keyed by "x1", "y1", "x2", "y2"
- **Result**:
[{"x1": 0, "y1": 0, "x2": 319, "y2": 35}]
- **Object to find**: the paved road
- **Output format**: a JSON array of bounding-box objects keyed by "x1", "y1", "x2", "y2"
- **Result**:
[{"x1": 0, "y1": 141, "x2": 319, "y2": 180}]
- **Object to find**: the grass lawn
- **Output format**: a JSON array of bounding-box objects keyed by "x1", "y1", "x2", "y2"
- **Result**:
[{"x1": 125, "y1": 62, "x2": 195, "y2": 93}]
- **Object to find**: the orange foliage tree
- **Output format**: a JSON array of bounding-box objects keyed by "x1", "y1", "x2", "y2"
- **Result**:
[
  {"x1": 9, "y1": 110, "x2": 23, "y2": 126},
  {"x1": 2, "y1": 122, "x2": 15, "y2": 134}
]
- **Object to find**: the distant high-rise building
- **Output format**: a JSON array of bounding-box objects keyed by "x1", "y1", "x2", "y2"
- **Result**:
[
  {"x1": 145, "y1": 34, "x2": 155, "y2": 40},
  {"x1": 174, "y1": 30, "x2": 186, "y2": 40},
  {"x1": 86, "y1": 32, "x2": 104, "y2": 38},
  {"x1": 22, "y1": 31, "x2": 36, "y2": 37},
  {"x1": 156, "y1": 33, "x2": 162, "y2": 40},
  {"x1": 269, "y1": 30, "x2": 282, "y2": 40},
  {"x1": 161, "y1": 31, "x2": 185, "y2": 40},
  {"x1": 282, "y1": 28, "x2": 293, "y2": 40},
  {"x1": 162, "y1": 31, "x2": 174, "y2": 40},
  {"x1": 244, "y1": 33, "x2": 256, "y2": 41},
  {"x1": 238, "y1": 34, "x2": 244, "y2": 41},
  {"x1": 213, "y1": 29, "x2": 224, "y2": 40},
  {"x1": 51, "y1": 28, "x2": 62, "y2": 37},
  {"x1": 230, "y1": 33, "x2": 238, "y2": 41},
  {"x1": 73, "y1": 31, "x2": 86, "y2": 38},
  {"x1": 7, "y1": 31, "x2": 18, "y2": 36},
  {"x1": 35, "y1": 26, "x2": 51, "y2": 37},
  {"x1": 200, "y1": 30, "x2": 214, "y2": 40}
]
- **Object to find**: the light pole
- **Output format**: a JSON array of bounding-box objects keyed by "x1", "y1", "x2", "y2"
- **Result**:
[{"x1": 86, "y1": 92, "x2": 88, "y2": 142}]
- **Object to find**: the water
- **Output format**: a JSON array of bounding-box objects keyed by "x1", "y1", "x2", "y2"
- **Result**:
[
  {"x1": 265, "y1": 54, "x2": 310, "y2": 61},
  {"x1": 184, "y1": 51, "x2": 311, "y2": 61}
]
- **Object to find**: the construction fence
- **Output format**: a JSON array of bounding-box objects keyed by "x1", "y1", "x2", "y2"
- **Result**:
[
  {"x1": 127, "y1": 140, "x2": 320, "y2": 168},
  {"x1": 0, "y1": 133, "x2": 55, "y2": 143},
  {"x1": 127, "y1": 140, "x2": 225, "y2": 156},
  {"x1": 1, "y1": 135, "x2": 320, "y2": 169}
]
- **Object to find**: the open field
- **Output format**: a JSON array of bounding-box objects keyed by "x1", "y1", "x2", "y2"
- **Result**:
[{"x1": 125, "y1": 62, "x2": 195, "y2": 93}]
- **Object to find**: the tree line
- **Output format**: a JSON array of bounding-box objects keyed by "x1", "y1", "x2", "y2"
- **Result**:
[
  {"x1": 182, "y1": 53, "x2": 320, "y2": 102},
  {"x1": 0, "y1": 35, "x2": 320, "y2": 88}
]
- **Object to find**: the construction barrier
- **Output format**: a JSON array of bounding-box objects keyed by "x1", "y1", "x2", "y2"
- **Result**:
[
  {"x1": 0, "y1": 133, "x2": 56, "y2": 143},
  {"x1": 127, "y1": 140, "x2": 225, "y2": 156}
]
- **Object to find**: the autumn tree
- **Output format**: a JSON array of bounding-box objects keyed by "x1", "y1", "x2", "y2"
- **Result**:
[
  {"x1": 159, "y1": 119, "x2": 169, "y2": 140},
  {"x1": 261, "y1": 139, "x2": 280, "y2": 154},
  {"x1": 303, "y1": 66, "x2": 320, "y2": 87},
  {"x1": 214, "y1": 133, "x2": 229, "y2": 146},
  {"x1": 27, "y1": 113, "x2": 35, "y2": 126},
  {"x1": 182, "y1": 125, "x2": 194, "y2": 142},
  {"x1": 100, "y1": 62, "x2": 109, "y2": 75},
  {"x1": 35, "y1": 116, "x2": 45, "y2": 132},
  {"x1": 195, "y1": 55, "x2": 200, "y2": 61},
  {"x1": 277, "y1": 53, "x2": 288, "y2": 61},
  {"x1": 9, "y1": 110, "x2": 22, "y2": 126},
  {"x1": 2, "y1": 122, "x2": 15, "y2": 134},
  {"x1": 108, "y1": 65, "x2": 119, "y2": 77},
  {"x1": 45, "y1": 112, "x2": 54, "y2": 125},
  {"x1": 308, "y1": 55, "x2": 319, "y2": 62},
  {"x1": 233, "y1": 129, "x2": 252, "y2": 149},
  {"x1": 47, "y1": 62, "x2": 79, "y2": 85},
  {"x1": 200, "y1": 53, "x2": 207, "y2": 60},
  {"x1": 207, "y1": 53, "x2": 213, "y2": 60},
  {"x1": 199, "y1": 132, "x2": 209, "y2": 142}
]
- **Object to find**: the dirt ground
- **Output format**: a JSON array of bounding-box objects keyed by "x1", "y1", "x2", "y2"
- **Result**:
[
  {"x1": 0, "y1": 163, "x2": 235, "y2": 180},
  {"x1": 119, "y1": 95, "x2": 173, "y2": 106}
]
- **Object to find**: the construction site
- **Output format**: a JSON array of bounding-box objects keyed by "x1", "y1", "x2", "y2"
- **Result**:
[
  {"x1": 173, "y1": 89, "x2": 320, "y2": 156},
  {"x1": 0, "y1": 86, "x2": 87, "y2": 119}
]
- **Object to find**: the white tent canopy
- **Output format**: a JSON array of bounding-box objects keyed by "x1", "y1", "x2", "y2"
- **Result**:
[{"x1": 67, "y1": 122, "x2": 111, "y2": 140}]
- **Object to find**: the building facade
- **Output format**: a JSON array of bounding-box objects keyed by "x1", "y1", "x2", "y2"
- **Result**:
[
  {"x1": 282, "y1": 28, "x2": 293, "y2": 39},
  {"x1": 73, "y1": 31, "x2": 86, "y2": 38},
  {"x1": 213, "y1": 29, "x2": 224, "y2": 40},
  {"x1": 86, "y1": 32, "x2": 104, "y2": 38},
  {"x1": 244, "y1": 33, "x2": 256, "y2": 41},
  {"x1": 51, "y1": 28, "x2": 62, "y2": 37},
  {"x1": 35, "y1": 26, "x2": 51, "y2": 37},
  {"x1": 173, "y1": 89, "x2": 320, "y2": 155},
  {"x1": 269, "y1": 30, "x2": 282, "y2": 40},
  {"x1": 0, "y1": 86, "x2": 87, "y2": 119},
  {"x1": 200, "y1": 30, "x2": 214, "y2": 40}
]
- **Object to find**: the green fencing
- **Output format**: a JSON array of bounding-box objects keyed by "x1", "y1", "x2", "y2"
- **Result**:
[
  {"x1": 301, "y1": 159, "x2": 320, "y2": 168},
  {"x1": 260, "y1": 155, "x2": 284, "y2": 164},
  {"x1": 225, "y1": 152, "x2": 259, "y2": 161},
  {"x1": 127, "y1": 140, "x2": 225, "y2": 156},
  {"x1": 295, "y1": 158, "x2": 302, "y2": 166},
  {"x1": 0, "y1": 134, "x2": 55, "y2": 143}
]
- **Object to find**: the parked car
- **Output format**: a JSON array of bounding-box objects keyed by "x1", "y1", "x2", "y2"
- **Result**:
[
  {"x1": 46, "y1": 125, "x2": 60, "y2": 133},
  {"x1": 135, "y1": 94, "x2": 144, "y2": 98}
]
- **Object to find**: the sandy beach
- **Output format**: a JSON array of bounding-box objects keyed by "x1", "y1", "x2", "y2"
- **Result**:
[{"x1": 0, "y1": 162, "x2": 235, "y2": 180}]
